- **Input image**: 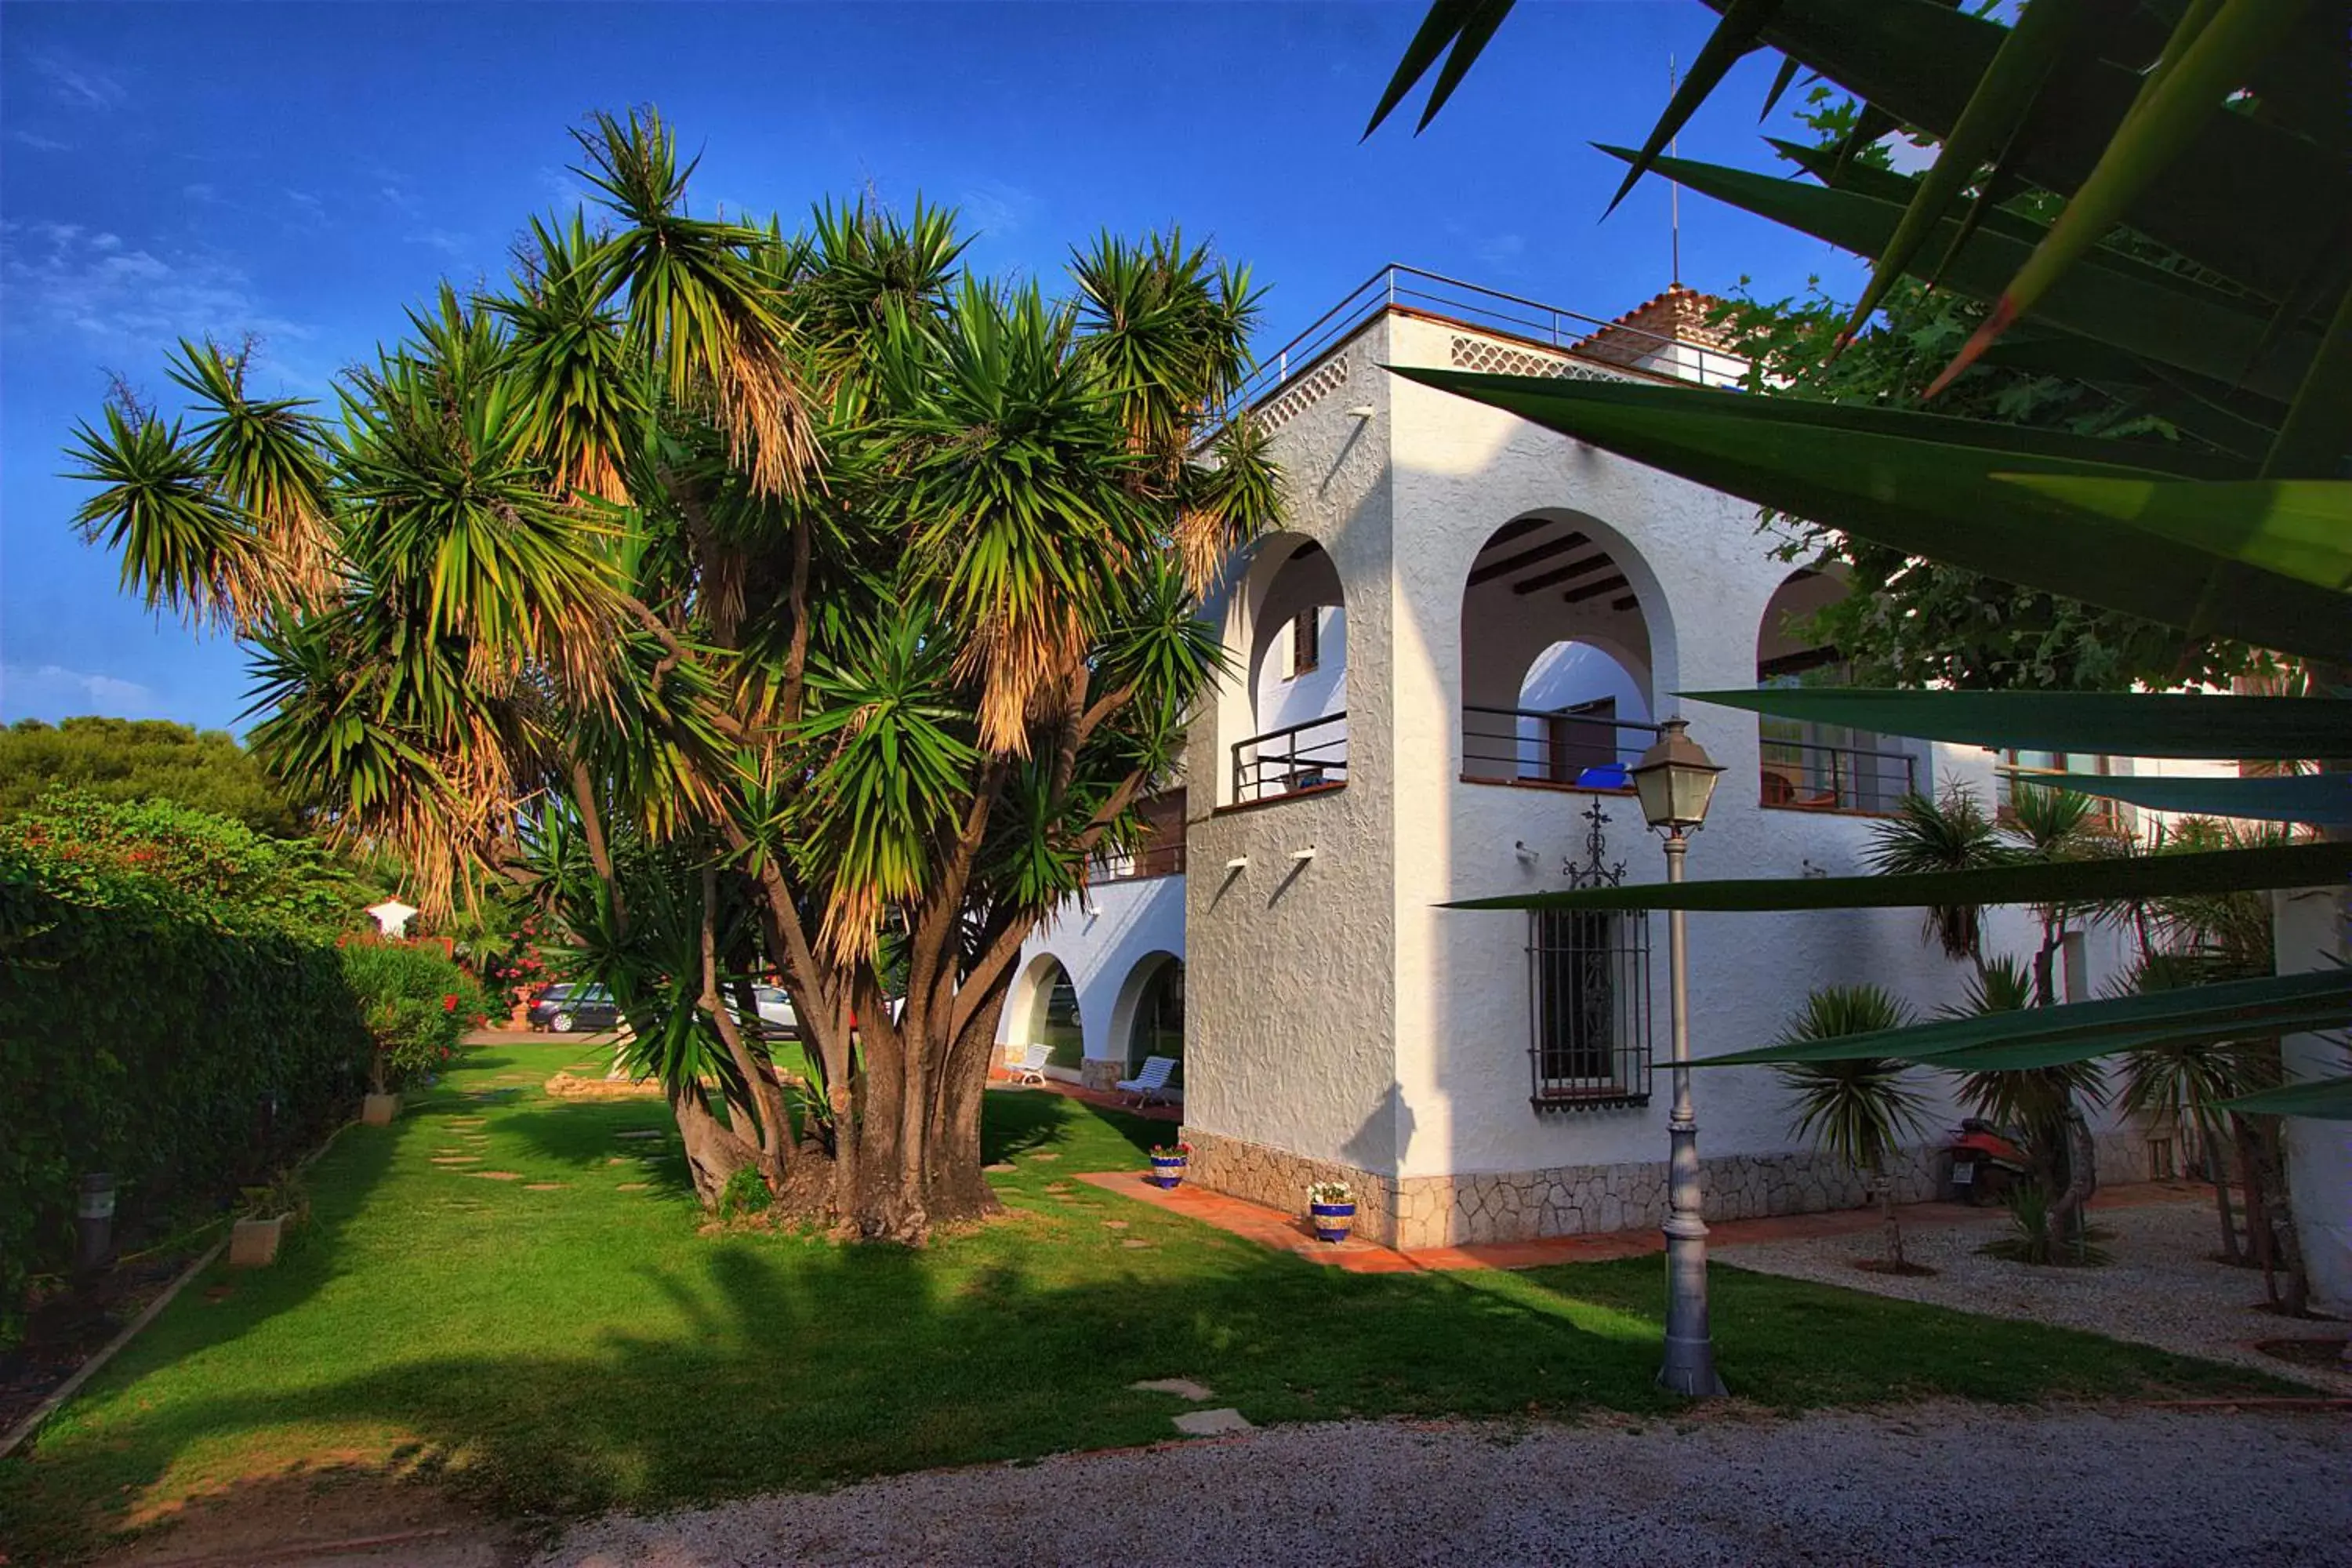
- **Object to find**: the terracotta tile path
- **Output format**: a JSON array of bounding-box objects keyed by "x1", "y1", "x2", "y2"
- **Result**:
[
  {"x1": 1075, "y1": 1170, "x2": 2213, "y2": 1276},
  {"x1": 985, "y1": 1075, "x2": 1185, "y2": 1123}
]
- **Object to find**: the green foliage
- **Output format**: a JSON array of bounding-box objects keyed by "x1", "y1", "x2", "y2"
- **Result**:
[
  {"x1": 1774, "y1": 985, "x2": 1932, "y2": 1179},
  {"x1": 717, "y1": 1164, "x2": 772, "y2": 1222},
  {"x1": 1983, "y1": 1184, "x2": 2111, "y2": 1268},
  {"x1": 339, "y1": 940, "x2": 490, "y2": 1091},
  {"x1": 0, "y1": 818, "x2": 368, "y2": 1347},
  {"x1": 1866, "y1": 780, "x2": 2013, "y2": 960},
  {"x1": 0, "y1": 717, "x2": 304, "y2": 836}
]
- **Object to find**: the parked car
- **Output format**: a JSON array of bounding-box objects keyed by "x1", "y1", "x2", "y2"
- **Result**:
[
  {"x1": 750, "y1": 984, "x2": 798, "y2": 1039},
  {"x1": 530, "y1": 983, "x2": 621, "y2": 1034}
]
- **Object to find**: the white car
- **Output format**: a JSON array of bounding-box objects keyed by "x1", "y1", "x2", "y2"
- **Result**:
[{"x1": 750, "y1": 984, "x2": 798, "y2": 1039}]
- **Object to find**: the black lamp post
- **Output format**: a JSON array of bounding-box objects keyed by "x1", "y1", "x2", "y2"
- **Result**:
[{"x1": 1631, "y1": 716, "x2": 1726, "y2": 1397}]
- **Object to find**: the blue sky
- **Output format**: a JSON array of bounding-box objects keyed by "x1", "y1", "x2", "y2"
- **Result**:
[{"x1": 2, "y1": 2, "x2": 1858, "y2": 734}]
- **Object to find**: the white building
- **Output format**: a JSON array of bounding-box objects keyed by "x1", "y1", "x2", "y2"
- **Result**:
[{"x1": 1000, "y1": 267, "x2": 2169, "y2": 1249}]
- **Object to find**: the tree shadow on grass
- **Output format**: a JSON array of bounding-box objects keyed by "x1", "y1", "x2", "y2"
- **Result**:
[
  {"x1": 493, "y1": 1103, "x2": 696, "y2": 1200},
  {"x1": 980, "y1": 1091, "x2": 1158, "y2": 1167}
]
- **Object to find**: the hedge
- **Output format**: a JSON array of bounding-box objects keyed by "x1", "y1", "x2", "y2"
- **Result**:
[{"x1": 0, "y1": 845, "x2": 370, "y2": 1346}]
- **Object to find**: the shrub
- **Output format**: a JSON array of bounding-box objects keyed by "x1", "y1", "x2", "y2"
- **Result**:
[
  {"x1": 0, "y1": 834, "x2": 369, "y2": 1346},
  {"x1": 339, "y1": 939, "x2": 492, "y2": 1091}
]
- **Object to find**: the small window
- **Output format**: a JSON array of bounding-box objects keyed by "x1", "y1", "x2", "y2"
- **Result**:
[
  {"x1": 1290, "y1": 608, "x2": 1319, "y2": 677},
  {"x1": 1529, "y1": 909, "x2": 1651, "y2": 1109}
]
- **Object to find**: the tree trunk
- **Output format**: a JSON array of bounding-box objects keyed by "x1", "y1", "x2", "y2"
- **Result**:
[
  {"x1": 670, "y1": 1086, "x2": 760, "y2": 1209},
  {"x1": 2198, "y1": 1109, "x2": 2244, "y2": 1265},
  {"x1": 2047, "y1": 1103, "x2": 2097, "y2": 1248},
  {"x1": 1876, "y1": 1163, "x2": 1904, "y2": 1269},
  {"x1": 2233, "y1": 1112, "x2": 2282, "y2": 1305}
]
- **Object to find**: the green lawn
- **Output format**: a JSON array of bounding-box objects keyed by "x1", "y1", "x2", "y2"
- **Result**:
[{"x1": 0, "y1": 1038, "x2": 2293, "y2": 1559}]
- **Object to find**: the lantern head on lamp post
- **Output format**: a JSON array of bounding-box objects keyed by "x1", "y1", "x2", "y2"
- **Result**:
[{"x1": 1632, "y1": 715, "x2": 1727, "y2": 1397}]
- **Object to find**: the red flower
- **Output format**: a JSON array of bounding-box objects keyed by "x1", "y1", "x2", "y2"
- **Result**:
[{"x1": 442, "y1": 993, "x2": 460, "y2": 1012}]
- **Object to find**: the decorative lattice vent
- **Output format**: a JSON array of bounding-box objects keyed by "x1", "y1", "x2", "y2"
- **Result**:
[
  {"x1": 1257, "y1": 355, "x2": 1349, "y2": 434},
  {"x1": 1450, "y1": 336, "x2": 1636, "y2": 384}
]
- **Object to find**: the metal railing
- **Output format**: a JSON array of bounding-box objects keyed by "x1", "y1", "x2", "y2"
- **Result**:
[
  {"x1": 1529, "y1": 907, "x2": 1653, "y2": 1111},
  {"x1": 1462, "y1": 705, "x2": 1661, "y2": 789},
  {"x1": 1093, "y1": 841, "x2": 1187, "y2": 883},
  {"x1": 1200, "y1": 263, "x2": 1748, "y2": 445},
  {"x1": 1759, "y1": 739, "x2": 1918, "y2": 815},
  {"x1": 1232, "y1": 710, "x2": 1348, "y2": 804}
]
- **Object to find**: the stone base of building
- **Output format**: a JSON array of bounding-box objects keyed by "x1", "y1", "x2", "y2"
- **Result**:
[
  {"x1": 1079, "y1": 1058, "x2": 1124, "y2": 1093},
  {"x1": 1181, "y1": 1127, "x2": 2157, "y2": 1252}
]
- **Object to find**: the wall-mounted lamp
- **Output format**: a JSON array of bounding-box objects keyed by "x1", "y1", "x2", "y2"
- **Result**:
[
  {"x1": 1288, "y1": 846, "x2": 1316, "y2": 862},
  {"x1": 1513, "y1": 840, "x2": 1539, "y2": 863},
  {"x1": 1224, "y1": 855, "x2": 1250, "y2": 870},
  {"x1": 1345, "y1": 405, "x2": 1377, "y2": 419}
]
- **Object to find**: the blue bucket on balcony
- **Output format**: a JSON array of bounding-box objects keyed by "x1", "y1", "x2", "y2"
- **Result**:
[
  {"x1": 1149, "y1": 1154, "x2": 1187, "y2": 1189},
  {"x1": 1309, "y1": 1200, "x2": 1356, "y2": 1243}
]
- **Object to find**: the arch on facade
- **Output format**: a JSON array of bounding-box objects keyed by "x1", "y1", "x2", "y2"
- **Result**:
[
  {"x1": 1219, "y1": 532, "x2": 1350, "y2": 804},
  {"x1": 1457, "y1": 510, "x2": 1671, "y2": 789},
  {"x1": 1010, "y1": 950, "x2": 1086, "y2": 1069},
  {"x1": 1752, "y1": 567, "x2": 1911, "y2": 813},
  {"x1": 1107, "y1": 949, "x2": 1185, "y2": 1078}
]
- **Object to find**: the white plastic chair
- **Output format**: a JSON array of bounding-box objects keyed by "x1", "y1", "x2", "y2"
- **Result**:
[
  {"x1": 1115, "y1": 1054, "x2": 1179, "y2": 1107},
  {"x1": 1007, "y1": 1043, "x2": 1051, "y2": 1085}
]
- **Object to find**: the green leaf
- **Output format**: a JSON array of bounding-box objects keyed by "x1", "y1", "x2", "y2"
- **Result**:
[
  {"x1": 1604, "y1": 147, "x2": 2317, "y2": 404},
  {"x1": 1387, "y1": 368, "x2": 2352, "y2": 662},
  {"x1": 1679, "y1": 688, "x2": 2352, "y2": 760},
  {"x1": 1362, "y1": 0, "x2": 1515, "y2": 138},
  {"x1": 1988, "y1": 476, "x2": 2352, "y2": 593},
  {"x1": 2263, "y1": 276, "x2": 2352, "y2": 480},
  {"x1": 2221, "y1": 1073, "x2": 2352, "y2": 1119},
  {"x1": 1444, "y1": 839, "x2": 2352, "y2": 913},
  {"x1": 1604, "y1": 0, "x2": 1777, "y2": 217},
  {"x1": 1942, "y1": 0, "x2": 2321, "y2": 389},
  {"x1": 1691, "y1": 971, "x2": 2352, "y2": 1067}
]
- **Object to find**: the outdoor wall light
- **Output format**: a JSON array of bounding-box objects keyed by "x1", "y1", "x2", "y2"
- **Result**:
[
  {"x1": 1345, "y1": 404, "x2": 1377, "y2": 419},
  {"x1": 1288, "y1": 846, "x2": 1316, "y2": 861},
  {"x1": 1223, "y1": 855, "x2": 1250, "y2": 870}
]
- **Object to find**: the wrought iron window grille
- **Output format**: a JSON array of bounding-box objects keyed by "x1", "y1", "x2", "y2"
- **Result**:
[{"x1": 1527, "y1": 801, "x2": 1653, "y2": 1111}]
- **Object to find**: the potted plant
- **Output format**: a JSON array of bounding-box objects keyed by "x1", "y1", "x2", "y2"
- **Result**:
[
  {"x1": 1148, "y1": 1142, "x2": 1192, "y2": 1189},
  {"x1": 230, "y1": 1171, "x2": 307, "y2": 1269},
  {"x1": 1307, "y1": 1179, "x2": 1356, "y2": 1243}
]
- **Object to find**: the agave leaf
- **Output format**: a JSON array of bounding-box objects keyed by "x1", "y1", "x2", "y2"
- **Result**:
[
  {"x1": 1842, "y1": 0, "x2": 2088, "y2": 339},
  {"x1": 1936, "y1": 0, "x2": 2318, "y2": 391},
  {"x1": 1690, "y1": 971, "x2": 2352, "y2": 1067},
  {"x1": 1444, "y1": 840, "x2": 2352, "y2": 914},
  {"x1": 2221, "y1": 1074, "x2": 2352, "y2": 1119},
  {"x1": 1999, "y1": 771, "x2": 2352, "y2": 826},
  {"x1": 1604, "y1": 0, "x2": 1778, "y2": 217},
  {"x1": 1363, "y1": 0, "x2": 1515, "y2": 138},
  {"x1": 1603, "y1": 147, "x2": 2318, "y2": 402},
  {"x1": 1387, "y1": 368, "x2": 2351, "y2": 661},
  {"x1": 2262, "y1": 277, "x2": 2352, "y2": 480},
  {"x1": 1758, "y1": 54, "x2": 1806, "y2": 121},
  {"x1": 1988, "y1": 476, "x2": 2352, "y2": 592},
  {"x1": 1676, "y1": 689, "x2": 2352, "y2": 760}
]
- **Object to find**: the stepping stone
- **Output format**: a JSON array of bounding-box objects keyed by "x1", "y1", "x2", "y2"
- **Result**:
[
  {"x1": 523, "y1": 1182, "x2": 567, "y2": 1191},
  {"x1": 1024, "y1": 1152, "x2": 1060, "y2": 1162},
  {"x1": 434, "y1": 1147, "x2": 469, "y2": 1155},
  {"x1": 606, "y1": 1157, "x2": 633, "y2": 1166},
  {"x1": 982, "y1": 1163, "x2": 1017, "y2": 1174},
  {"x1": 1172, "y1": 1407, "x2": 1253, "y2": 1436},
  {"x1": 1044, "y1": 1182, "x2": 1072, "y2": 1193},
  {"x1": 1130, "y1": 1378, "x2": 1213, "y2": 1401},
  {"x1": 470, "y1": 1171, "x2": 523, "y2": 1181},
  {"x1": 1102, "y1": 1220, "x2": 1130, "y2": 1230},
  {"x1": 616, "y1": 1182, "x2": 650, "y2": 1192},
  {"x1": 1120, "y1": 1239, "x2": 1153, "y2": 1250}
]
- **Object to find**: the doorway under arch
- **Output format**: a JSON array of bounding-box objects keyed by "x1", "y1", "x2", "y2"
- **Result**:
[
  {"x1": 1116, "y1": 952, "x2": 1185, "y2": 1081},
  {"x1": 1014, "y1": 953, "x2": 1087, "y2": 1070}
]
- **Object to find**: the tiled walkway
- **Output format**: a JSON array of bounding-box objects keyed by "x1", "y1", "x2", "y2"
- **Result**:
[
  {"x1": 1076, "y1": 1169, "x2": 2213, "y2": 1275},
  {"x1": 986, "y1": 1076, "x2": 1184, "y2": 1123}
]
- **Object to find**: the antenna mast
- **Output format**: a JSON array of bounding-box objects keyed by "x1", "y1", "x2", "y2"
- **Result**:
[{"x1": 1668, "y1": 53, "x2": 1682, "y2": 285}]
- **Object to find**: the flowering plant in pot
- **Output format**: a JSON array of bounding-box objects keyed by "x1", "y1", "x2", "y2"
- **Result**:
[
  {"x1": 1306, "y1": 1179, "x2": 1356, "y2": 1243},
  {"x1": 1148, "y1": 1142, "x2": 1192, "y2": 1189}
]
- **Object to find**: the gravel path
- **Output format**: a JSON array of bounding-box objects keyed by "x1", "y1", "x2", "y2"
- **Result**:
[
  {"x1": 541, "y1": 1406, "x2": 2350, "y2": 1567},
  {"x1": 1717, "y1": 1196, "x2": 2352, "y2": 1394}
]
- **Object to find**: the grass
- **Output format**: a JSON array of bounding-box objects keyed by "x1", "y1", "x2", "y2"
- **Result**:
[{"x1": 0, "y1": 1038, "x2": 2296, "y2": 1559}]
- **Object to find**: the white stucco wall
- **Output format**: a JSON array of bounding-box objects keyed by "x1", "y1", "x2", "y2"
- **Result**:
[{"x1": 1000, "y1": 869, "x2": 1185, "y2": 1081}]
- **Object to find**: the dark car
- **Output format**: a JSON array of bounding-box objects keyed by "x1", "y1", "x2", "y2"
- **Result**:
[{"x1": 529, "y1": 983, "x2": 622, "y2": 1034}]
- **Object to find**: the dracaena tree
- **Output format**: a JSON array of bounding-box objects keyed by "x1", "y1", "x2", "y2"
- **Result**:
[{"x1": 65, "y1": 109, "x2": 1282, "y2": 1240}]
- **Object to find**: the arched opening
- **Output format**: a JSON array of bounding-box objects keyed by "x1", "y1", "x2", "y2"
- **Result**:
[
  {"x1": 1459, "y1": 513, "x2": 1660, "y2": 789},
  {"x1": 1123, "y1": 954, "x2": 1185, "y2": 1081},
  {"x1": 1755, "y1": 568, "x2": 1914, "y2": 813},
  {"x1": 1229, "y1": 536, "x2": 1348, "y2": 804},
  {"x1": 1014, "y1": 953, "x2": 1087, "y2": 1070}
]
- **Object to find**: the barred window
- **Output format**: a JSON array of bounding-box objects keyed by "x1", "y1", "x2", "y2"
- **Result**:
[{"x1": 1529, "y1": 907, "x2": 1651, "y2": 1109}]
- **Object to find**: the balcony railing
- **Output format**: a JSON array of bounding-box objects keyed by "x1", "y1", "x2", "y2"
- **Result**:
[
  {"x1": 1760, "y1": 738, "x2": 1917, "y2": 815},
  {"x1": 1462, "y1": 706, "x2": 1661, "y2": 791},
  {"x1": 1232, "y1": 711, "x2": 1348, "y2": 804},
  {"x1": 1094, "y1": 842, "x2": 1187, "y2": 883}
]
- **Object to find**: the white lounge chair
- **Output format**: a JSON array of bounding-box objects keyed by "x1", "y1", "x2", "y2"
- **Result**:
[
  {"x1": 1116, "y1": 1054, "x2": 1179, "y2": 1107},
  {"x1": 1006, "y1": 1043, "x2": 1051, "y2": 1085}
]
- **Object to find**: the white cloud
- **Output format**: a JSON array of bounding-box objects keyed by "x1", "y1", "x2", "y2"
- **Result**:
[
  {"x1": 9, "y1": 129, "x2": 73, "y2": 153},
  {"x1": 183, "y1": 182, "x2": 220, "y2": 204},
  {"x1": 0, "y1": 663, "x2": 162, "y2": 718},
  {"x1": 1477, "y1": 232, "x2": 1527, "y2": 270},
  {"x1": 34, "y1": 53, "x2": 126, "y2": 111},
  {"x1": 406, "y1": 228, "x2": 470, "y2": 259},
  {"x1": 0, "y1": 218, "x2": 312, "y2": 355},
  {"x1": 959, "y1": 181, "x2": 1037, "y2": 241},
  {"x1": 536, "y1": 164, "x2": 597, "y2": 215},
  {"x1": 283, "y1": 189, "x2": 328, "y2": 227}
]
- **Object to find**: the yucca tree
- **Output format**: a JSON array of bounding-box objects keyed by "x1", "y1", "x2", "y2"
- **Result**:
[
  {"x1": 1864, "y1": 779, "x2": 2014, "y2": 961},
  {"x1": 2115, "y1": 952, "x2": 2259, "y2": 1263},
  {"x1": 64, "y1": 109, "x2": 1282, "y2": 1238},
  {"x1": 1774, "y1": 984, "x2": 1933, "y2": 1269},
  {"x1": 1944, "y1": 953, "x2": 2108, "y2": 1243}
]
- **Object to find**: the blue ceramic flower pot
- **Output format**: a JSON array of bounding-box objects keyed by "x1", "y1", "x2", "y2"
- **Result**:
[
  {"x1": 1309, "y1": 1200, "x2": 1356, "y2": 1243},
  {"x1": 1149, "y1": 1155, "x2": 1187, "y2": 1189}
]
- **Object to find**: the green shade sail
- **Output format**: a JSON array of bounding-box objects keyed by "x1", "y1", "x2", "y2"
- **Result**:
[
  {"x1": 2221, "y1": 1074, "x2": 2352, "y2": 1120},
  {"x1": 1384, "y1": 368, "x2": 2352, "y2": 665},
  {"x1": 1675, "y1": 689, "x2": 2352, "y2": 761},
  {"x1": 2013, "y1": 771, "x2": 2352, "y2": 826},
  {"x1": 1443, "y1": 840, "x2": 2352, "y2": 914},
  {"x1": 1690, "y1": 971, "x2": 2352, "y2": 1069}
]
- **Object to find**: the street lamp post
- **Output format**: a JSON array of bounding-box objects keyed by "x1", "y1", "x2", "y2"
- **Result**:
[{"x1": 1631, "y1": 717, "x2": 1726, "y2": 1398}]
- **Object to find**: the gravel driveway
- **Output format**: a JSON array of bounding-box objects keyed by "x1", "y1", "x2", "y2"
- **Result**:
[
  {"x1": 542, "y1": 1405, "x2": 2350, "y2": 1567},
  {"x1": 1717, "y1": 1196, "x2": 2352, "y2": 1395}
]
